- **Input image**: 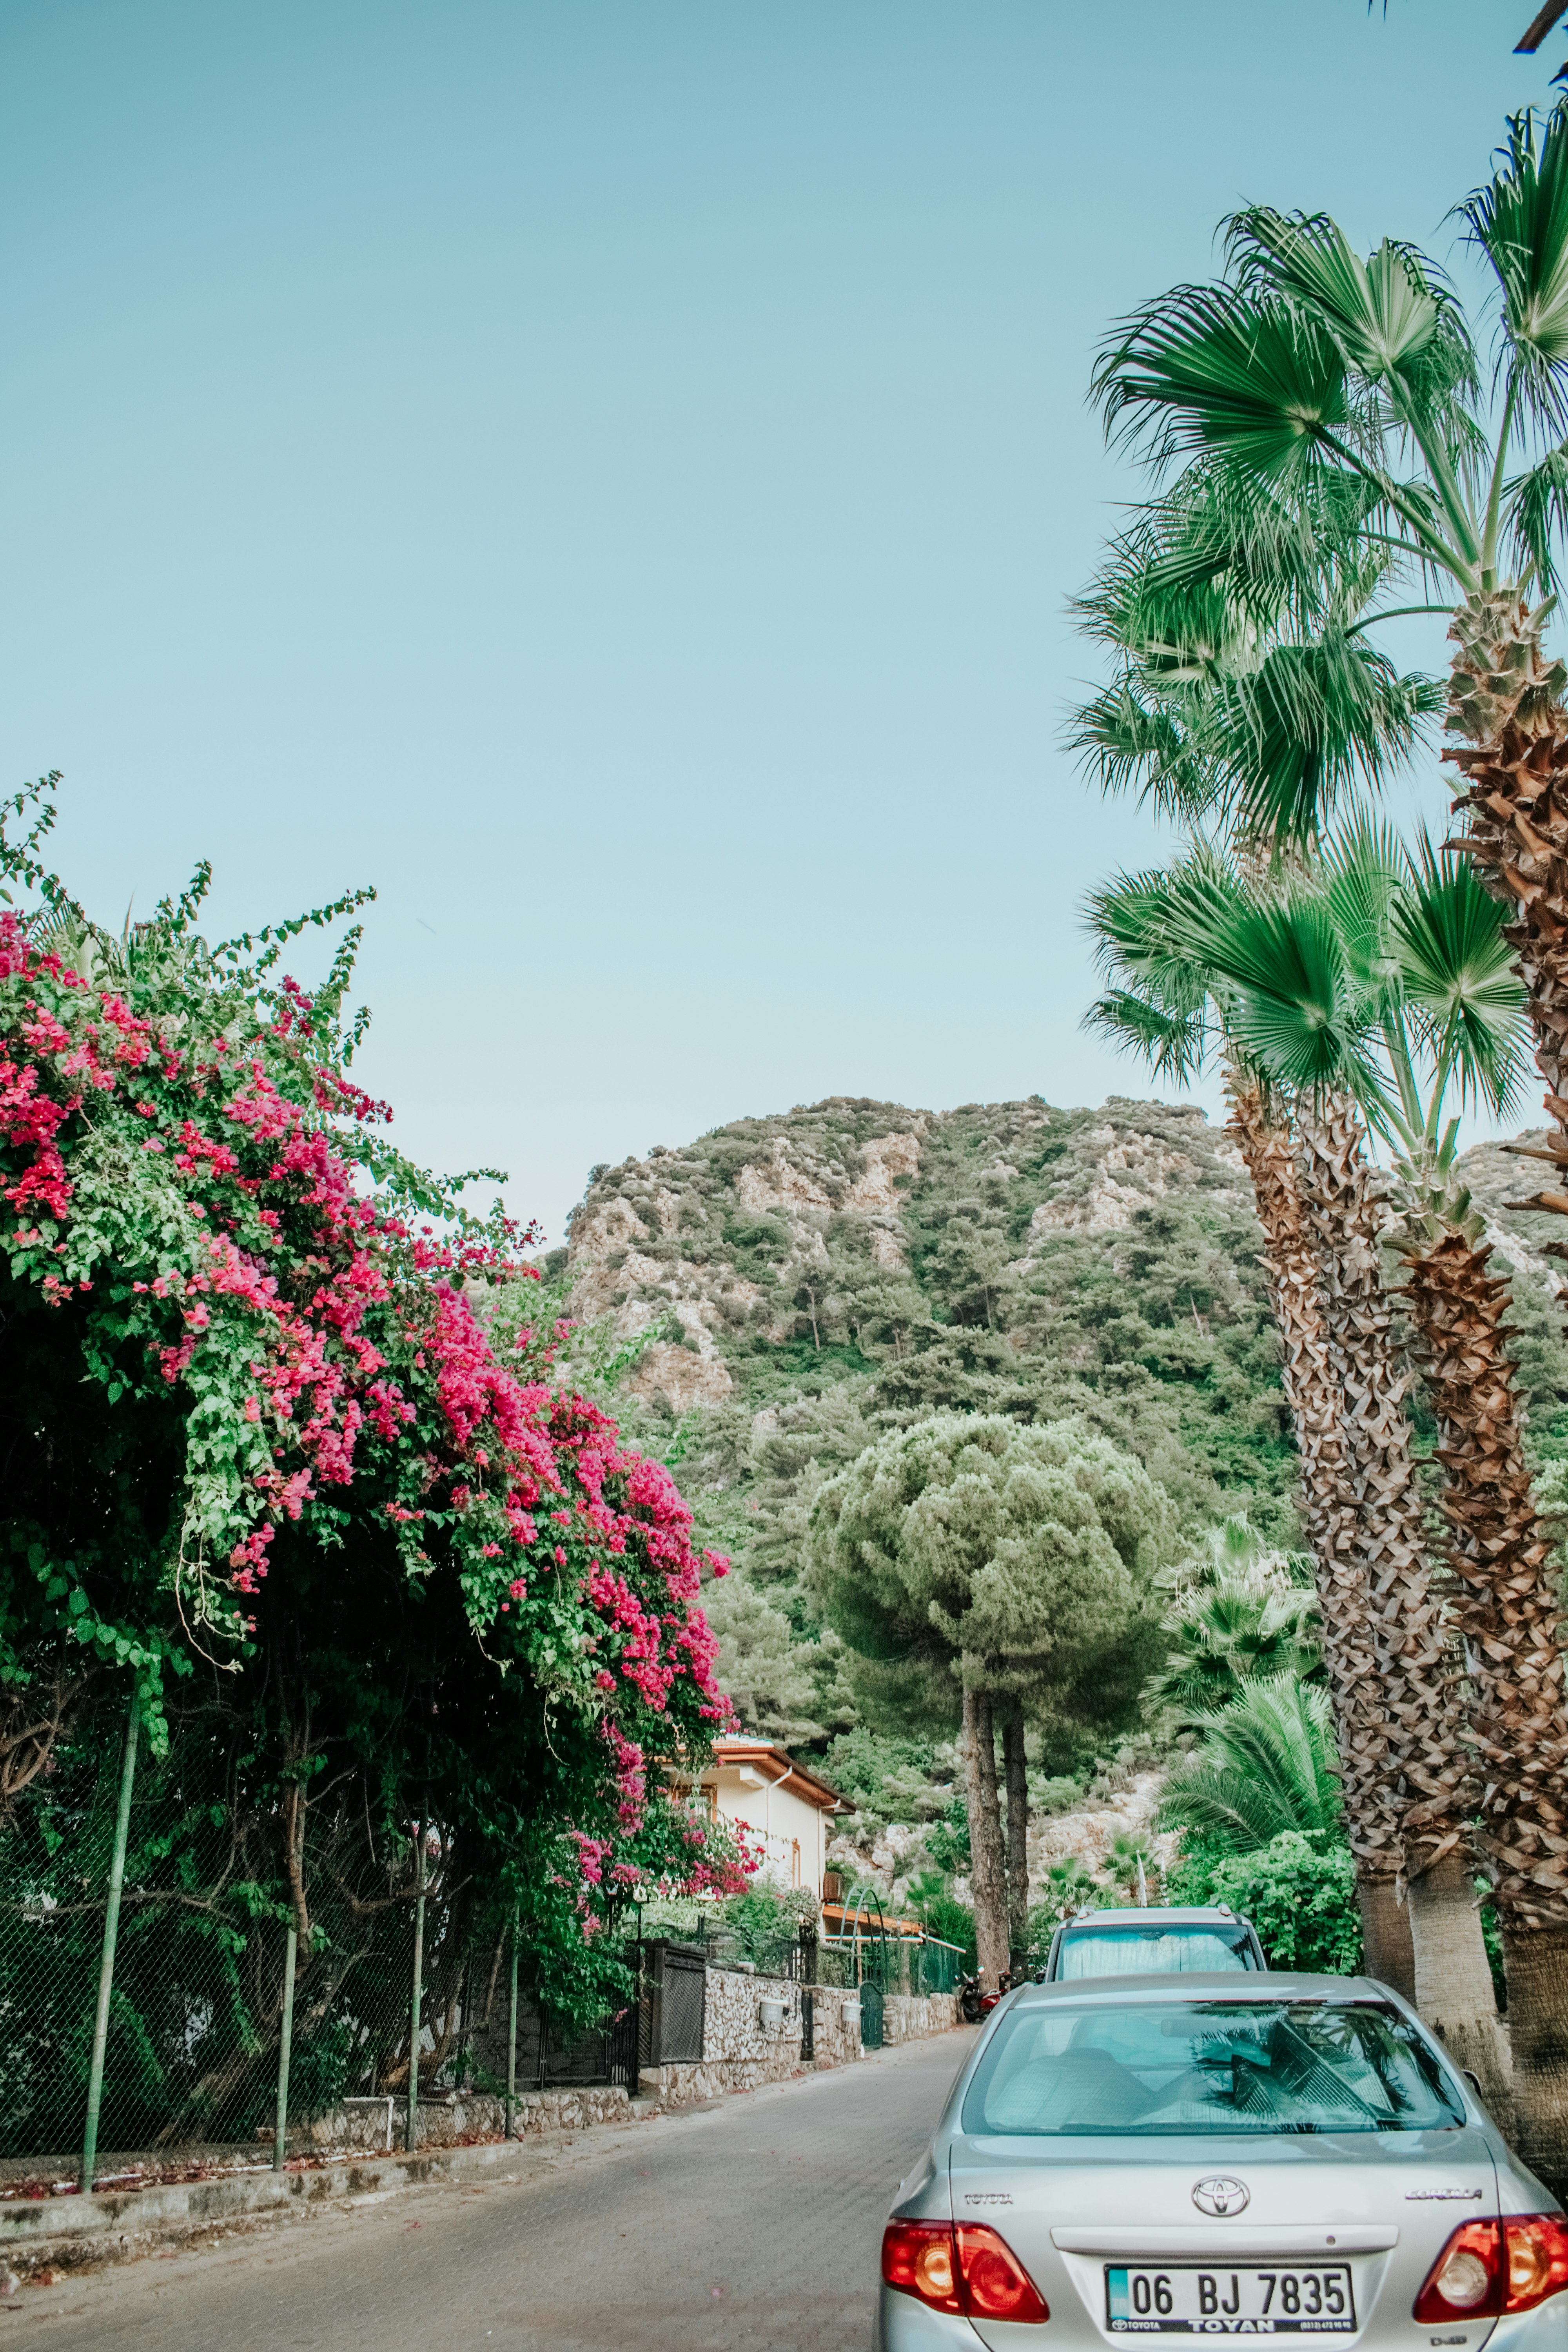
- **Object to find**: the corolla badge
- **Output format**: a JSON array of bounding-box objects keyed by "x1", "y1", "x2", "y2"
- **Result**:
[{"x1": 1192, "y1": 2177, "x2": 1250, "y2": 2217}]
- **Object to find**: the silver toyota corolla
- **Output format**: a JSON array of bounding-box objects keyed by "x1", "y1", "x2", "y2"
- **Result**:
[{"x1": 877, "y1": 1973, "x2": 1568, "y2": 2352}]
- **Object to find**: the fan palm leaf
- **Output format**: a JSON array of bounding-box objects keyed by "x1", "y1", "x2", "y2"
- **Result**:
[{"x1": 1158, "y1": 1679, "x2": 1343, "y2": 1857}]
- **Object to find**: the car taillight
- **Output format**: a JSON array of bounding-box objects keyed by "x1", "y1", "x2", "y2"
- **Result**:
[
  {"x1": 1414, "y1": 2216, "x2": 1568, "y2": 2321},
  {"x1": 882, "y1": 2220, "x2": 1049, "y2": 2322},
  {"x1": 882, "y1": 2221, "x2": 960, "y2": 2313},
  {"x1": 1414, "y1": 2223, "x2": 1504, "y2": 2320},
  {"x1": 1504, "y1": 2216, "x2": 1568, "y2": 2310},
  {"x1": 956, "y1": 2225, "x2": 1051, "y2": 2321}
]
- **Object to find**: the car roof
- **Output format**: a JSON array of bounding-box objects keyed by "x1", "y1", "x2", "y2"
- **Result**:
[
  {"x1": 1058, "y1": 1907, "x2": 1246, "y2": 1928},
  {"x1": 1012, "y1": 1971, "x2": 1390, "y2": 2005}
]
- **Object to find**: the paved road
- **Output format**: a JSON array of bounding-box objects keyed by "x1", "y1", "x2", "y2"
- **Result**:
[{"x1": 4, "y1": 2031, "x2": 976, "y2": 2352}]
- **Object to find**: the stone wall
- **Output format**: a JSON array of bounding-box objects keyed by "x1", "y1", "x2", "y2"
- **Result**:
[
  {"x1": 883, "y1": 1992, "x2": 958, "y2": 2043},
  {"x1": 638, "y1": 1966, "x2": 958, "y2": 2105},
  {"x1": 299, "y1": 2085, "x2": 633, "y2": 2155}
]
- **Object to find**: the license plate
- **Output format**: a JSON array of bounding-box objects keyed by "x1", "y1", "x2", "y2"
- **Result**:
[{"x1": 1107, "y1": 2265, "x2": 1356, "y2": 2334}]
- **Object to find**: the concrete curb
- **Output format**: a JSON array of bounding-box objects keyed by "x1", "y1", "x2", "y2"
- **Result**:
[{"x1": 0, "y1": 2123, "x2": 633, "y2": 2281}]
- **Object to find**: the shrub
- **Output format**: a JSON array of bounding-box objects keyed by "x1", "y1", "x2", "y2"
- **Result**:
[{"x1": 1167, "y1": 1829, "x2": 1361, "y2": 1975}]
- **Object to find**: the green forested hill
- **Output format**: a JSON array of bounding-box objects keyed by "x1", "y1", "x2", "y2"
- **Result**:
[{"x1": 546, "y1": 1096, "x2": 1568, "y2": 1774}]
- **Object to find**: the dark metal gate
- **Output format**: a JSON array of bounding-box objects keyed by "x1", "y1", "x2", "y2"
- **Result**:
[
  {"x1": 641, "y1": 1940, "x2": 706, "y2": 2066},
  {"x1": 860, "y1": 1979, "x2": 885, "y2": 2049}
]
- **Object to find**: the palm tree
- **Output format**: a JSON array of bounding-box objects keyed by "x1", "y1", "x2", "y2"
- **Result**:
[
  {"x1": 1158, "y1": 1678, "x2": 1345, "y2": 1857},
  {"x1": 1147, "y1": 1517, "x2": 1321, "y2": 1722},
  {"x1": 1088, "y1": 855, "x2": 1415, "y2": 1994},
  {"x1": 1040, "y1": 1854, "x2": 1100, "y2": 1923},
  {"x1": 1088, "y1": 105, "x2": 1568, "y2": 1143},
  {"x1": 1085, "y1": 112, "x2": 1568, "y2": 2181},
  {"x1": 1183, "y1": 826, "x2": 1532, "y2": 2115}
]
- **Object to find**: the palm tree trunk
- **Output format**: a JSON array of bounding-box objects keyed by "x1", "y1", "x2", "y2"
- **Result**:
[
  {"x1": 1002, "y1": 1704, "x2": 1030, "y2": 1961},
  {"x1": 1447, "y1": 588, "x2": 1568, "y2": 1158},
  {"x1": 1446, "y1": 593, "x2": 1568, "y2": 2188},
  {"x1": 1229, "y1": 1077, "x2": 1416, "y2": 1997},
  {"x1": 962, "y1": 1683, "x2": 1010, "y2": 1993},
  {"x1": 1401, "y1": 1232, "x2": 1561, "y2": 2136},
  {"x1": 1294, "y1": 1092, "x2": 1486, "y2": 2019},
  {"x1": 1501, "y1": 1927, "x2": 1568, "y2": 2201},
  {"x1": 1405, "y1": 1851, "x2": 1513, "y2": 2130}
]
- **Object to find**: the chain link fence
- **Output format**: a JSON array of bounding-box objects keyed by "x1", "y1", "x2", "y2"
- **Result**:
[
  {"x1": 3, "y1": 1692, "x2": 963, "y2": 2194},
  {"x1": 0, "y1": 1693, "x2": 639, "y2": 2194}
]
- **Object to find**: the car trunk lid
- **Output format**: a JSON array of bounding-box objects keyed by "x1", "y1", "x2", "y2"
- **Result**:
[{"x1": 949, "y1": 2132, "x2": 1500, "y2": 2352}]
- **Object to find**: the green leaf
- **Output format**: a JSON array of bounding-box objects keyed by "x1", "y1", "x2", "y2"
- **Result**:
[
  {"x1": 1463, "y1": 102, "x2": 1568, "y2": 434},
  {"x1": 1093, "y1": 285, "x2": 1350, "y2": 480},
  {"x1": 1226, "y1": 211, "x2": 1442, "y2": 387}
]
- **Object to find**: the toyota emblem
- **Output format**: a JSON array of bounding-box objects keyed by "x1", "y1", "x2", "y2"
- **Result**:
[{"x1": 1192, "y1": 2176, "x2": 1250, "y2": 2217}]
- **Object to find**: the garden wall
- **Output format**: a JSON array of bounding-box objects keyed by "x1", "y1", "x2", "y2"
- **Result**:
[{"x1": 637, "y1": 1965, "x2": 958, "y2": 2104}]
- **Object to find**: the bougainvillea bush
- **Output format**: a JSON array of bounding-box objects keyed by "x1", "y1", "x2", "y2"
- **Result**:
[{"x1": 0, "y1": 778, "x2": 742, "y2": 2035}]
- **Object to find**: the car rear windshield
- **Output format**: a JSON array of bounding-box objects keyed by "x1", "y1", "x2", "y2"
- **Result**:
[
  {"x1": 962, "y1": 1998, "x2": 1465, "y2": 2137},
  {"x1": 1056, "y1": 1926, "x2": 1257, "y2": 1978}
]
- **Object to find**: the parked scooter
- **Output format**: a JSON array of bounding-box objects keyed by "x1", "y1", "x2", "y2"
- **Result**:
[{"x1": 958, "y1": 1968, "x2": 1018, "y2": 2024}]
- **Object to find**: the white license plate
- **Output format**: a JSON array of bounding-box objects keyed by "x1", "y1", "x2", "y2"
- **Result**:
[{"x1": 1107, "y1": 2265, "x2": 1356, "y2": 2334}]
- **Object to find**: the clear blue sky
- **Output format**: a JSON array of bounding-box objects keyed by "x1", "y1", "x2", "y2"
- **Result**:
[{"x1": 0, "y1": 1, "x2": 1553, "y2": 1245}]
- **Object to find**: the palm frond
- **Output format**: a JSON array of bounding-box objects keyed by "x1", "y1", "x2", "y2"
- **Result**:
[
  {"x1": 1505, "y1": 442, "x2": 1568, "y2": 590},
  {"x1": 1390, "y1": 837, "x2": 1531, "y2": 1116},
  {"x1": 1083, "y1": 990, "x2": 1210, "y2": 1084},
  {"x1": 1217, "y1": 635, "x2": 1441, "y2": 849},
  {"x1": 1065, "y1": 680, "x2": 1217, "y2": 821},
  {"x1": 1319, "y1": 812, "x2": 1408, "y2": 1004},
  {"x1": 1092, "y1": 284, "x2": 1353, "y2": 479},
  {"x1": 1224, "y1": 210, "x2": 1447, "y2": 388},
  {"x1": 1157, "y1": 1677, "x2": 1343, "y2": 1855},
  {"x1": 1461, "y1": 101, "x2": 1568, "y2": 436},
  {"x1": 1178, "y1": 890, "x2": 1388, "y2": 1106}
]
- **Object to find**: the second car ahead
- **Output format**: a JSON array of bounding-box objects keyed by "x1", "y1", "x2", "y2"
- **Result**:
[
  {"x1": 877, "y1": 1971, "x2": 1568, "y2": 2352},
  {"x1": 1043, "y1": 1906, "x2": 1268, "y2": 1982}
]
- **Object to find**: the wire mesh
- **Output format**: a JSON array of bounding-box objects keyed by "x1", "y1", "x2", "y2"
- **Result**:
[{"x1": 0, "y1": 1703, "x2": 637, "y2": 2186}]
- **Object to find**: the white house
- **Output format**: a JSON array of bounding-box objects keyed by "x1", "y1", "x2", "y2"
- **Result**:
[{"x1": 695, "y1": 1737, "x2": 846, "y2": 1902}]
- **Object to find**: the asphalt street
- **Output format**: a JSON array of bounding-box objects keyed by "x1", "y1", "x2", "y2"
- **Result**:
[{"x1": 2, "y1": 2029, "x2": 976, "y2": 2352}]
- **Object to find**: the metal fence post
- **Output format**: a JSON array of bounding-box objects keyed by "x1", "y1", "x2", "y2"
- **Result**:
[
  {"x1": 272, "y1": 1919, "x2": 298, "y2": 2171},
  {"x1": 505, "y1": 1925, "x2": 518, "y2": 2139},
  {"x1": 81, "y1": 1688, "x2": 140, "y2": 2192},
  {"x1": 406, "y1": 1825, "x2": 426, "y2": 2155}
]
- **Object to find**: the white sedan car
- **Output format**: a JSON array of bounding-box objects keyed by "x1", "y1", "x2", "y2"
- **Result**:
[{"x1": 877, "y1": 1973, "x2": 1568, "y2": 2352}]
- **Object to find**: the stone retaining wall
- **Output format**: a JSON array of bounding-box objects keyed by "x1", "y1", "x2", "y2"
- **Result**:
[
  {"x1": 884, "y1": 1992, "x2": 958, "y2": 2043},
  {"x1": 638, "y1": 1967, "x2": 957, "y2": 2104},
  {"x1": 299, "y1": 2084, "x2": 633, "y2": 2154}
]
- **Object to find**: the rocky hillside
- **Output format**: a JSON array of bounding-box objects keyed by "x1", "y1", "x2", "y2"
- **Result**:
[
  {"x1": 542, "y1": 1091, "x2": 1568, "y2": 1896},
  {"x1": 550, "y1": 1095, "x2": 1295, "y2": 1755}
]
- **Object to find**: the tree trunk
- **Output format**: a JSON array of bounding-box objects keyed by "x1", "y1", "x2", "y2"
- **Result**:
[
  {"x1": 1403, "y1": 1227, "x2": 1568, "y2": 1920},
  {"x1": 1230, "y1": 1078, "x2": 1416, "y2": 2001},
  {"x1": 1502, "y1": 1922, "x2": 1568, "y2": 2203},
  {"x1": 1295, "y1": 1093, "x2": 1480, "y2": 2019},
  {"x1": 1405, "y1": 1851, "x2": 1513, "y2": 2131},
  {"x1": 1002, "y1": 1705, "x2": 1030, "y2": 1962},
  {"x1": 962, "y1": 1684, "x2": 1009, "y2": 1993},
  {"x1": 1356, "y1": 1873, "x2": 1416, "y2": 2004},
  {"x1": 1446, "y1": 590, "x2": 1568, "y2": 2183},
  {"x1": 1226, "y1": 1077, "x2": 1344, "y2": 1576},
  {"x1": 1447, "y1": 587, "x2": 1568, "y2": 1171}
]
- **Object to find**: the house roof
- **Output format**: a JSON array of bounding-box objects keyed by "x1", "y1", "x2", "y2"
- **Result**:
[{"x1": 703, "y1": 1737, "x2": 846, "y2": 1814}]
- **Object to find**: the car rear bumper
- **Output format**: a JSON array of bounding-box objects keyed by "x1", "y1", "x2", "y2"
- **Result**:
[
  {"x1": 1487, "y1": 2295, "x2": 1568, "y2": 2352},
  {"x1": 875, "y1": 2285, "x2": 982, "y2": 2350}
]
